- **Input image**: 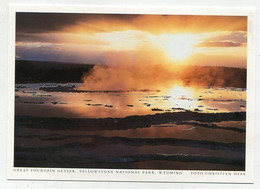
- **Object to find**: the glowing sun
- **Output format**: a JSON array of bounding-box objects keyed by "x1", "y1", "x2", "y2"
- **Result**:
[{"x1": 158, "y1": 34, "x2": 199, "y2": 61}]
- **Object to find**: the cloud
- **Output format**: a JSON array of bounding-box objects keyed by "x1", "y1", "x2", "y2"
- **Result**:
[
  {"x1": 196, "y1": 41, "x2": 242, "y2": 47},
  {"x1": 16, "y1": 32, "x2": 109, "y2": 46},
  {"x1": 15, "y1": 13, "x2": 247, "y2": 68},
  {"x1": 16, "y1": 13, "x2": 138, "y2": 33},
  {"x1": 203, "y1": 32, "x2": 247, "y2": 43},
  {"x1": 186, "y1": 52, "x2": 246, "y2": 68},
  {"x1": 16, "y1": 13, "x2": 247, "y2": 34},
  {"x1": 15, "y1": 43, "x2": 105, "y2": 64},
  {"x1": 132, "y1": 15, "x2": 247, "y2": 34}
]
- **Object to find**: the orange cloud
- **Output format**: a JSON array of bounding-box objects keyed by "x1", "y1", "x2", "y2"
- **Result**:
[
  {"x1": 196, "y1": 41, "x2": 242, "y2": 47},
  {"x1": 68, "y1": 15, "x2": 247, "y2": 34},
  {"x1": 185, "y1": 52, "x2": 246, "y2": 68},
  {"x1": 203, "y1": 32, "x2": 247, "y2": 43},
  {"x1": 16, "y1": 13, "x2": 247, "y2": 69},
  {"x1": 17, "y1": 13, "x2": 246, "y2": 35}
]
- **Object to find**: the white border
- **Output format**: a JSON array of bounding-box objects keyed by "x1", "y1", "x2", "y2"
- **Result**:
[{"x1": 7, "y1": 4, "x2": 256, "y2": 183}]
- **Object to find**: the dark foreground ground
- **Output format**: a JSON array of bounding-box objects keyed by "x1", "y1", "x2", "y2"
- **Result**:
[{"x1": 14, "y1": 111, "x2": 246, "y2": 170}]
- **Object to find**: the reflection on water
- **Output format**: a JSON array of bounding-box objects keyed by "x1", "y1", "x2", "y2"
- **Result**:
[
  {"x1": 14, "y1": 83, "x2": 246, "y2": 170},
  {"x1": 15, "y1": 83, "x2": 246, "y2": 118}
]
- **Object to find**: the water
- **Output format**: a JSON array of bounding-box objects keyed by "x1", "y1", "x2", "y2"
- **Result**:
[
  {"x1": 14, "y1": 83, "x2": 246, "y2": 170},
  {"x1": 15, "y1": 83, "x2": 246, "y2": 118}
]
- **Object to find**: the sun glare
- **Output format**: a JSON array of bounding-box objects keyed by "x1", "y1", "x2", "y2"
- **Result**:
[
  {"x1": 157, "y1": 34, "x2": 199, "y2": 61},
  {"x1": 169, "y1": 85, "x2": 197, "y2": 109}
]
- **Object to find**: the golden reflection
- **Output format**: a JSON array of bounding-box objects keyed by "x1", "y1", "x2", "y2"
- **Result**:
[
  {"x1": 15, "y1": 84, "x2": 246, "y2": 118},
  {"x1": 168, "y1": 85, "x2": 198, "y2": 110}
]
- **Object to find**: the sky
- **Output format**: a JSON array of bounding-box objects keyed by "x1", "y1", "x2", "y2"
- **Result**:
[{"x1": 16, "y1": 13, "x2": 247, "y2": 68}]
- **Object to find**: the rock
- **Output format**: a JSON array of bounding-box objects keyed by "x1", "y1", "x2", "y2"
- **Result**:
[{"x1": 151, "y1": 108, "x2": 164, "y2": 111}]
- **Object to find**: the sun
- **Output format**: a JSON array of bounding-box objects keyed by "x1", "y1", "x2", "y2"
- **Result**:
[{"x1": 157, "y1": 34, "x2": 199, "y2": 61}]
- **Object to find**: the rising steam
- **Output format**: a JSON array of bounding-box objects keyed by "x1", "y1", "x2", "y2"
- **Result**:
[{"x1": 78, "y1": 51, "x2": 246, "y2": 91}]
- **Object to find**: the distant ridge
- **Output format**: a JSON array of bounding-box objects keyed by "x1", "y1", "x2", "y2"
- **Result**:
[
  {"x1": 16, "y1": 59, "x2": 95, "y2": 70},
  {"x1": 15, "y1": 59, "x2": 94, "y2": 83},
  {"x1": 15, "y1": 60, "x2": 246, "y2": 88}
]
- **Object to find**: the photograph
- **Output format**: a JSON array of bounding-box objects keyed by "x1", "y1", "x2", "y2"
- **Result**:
[{"x1": 13, "y1": 12, "x2": 248, "y2": 171}]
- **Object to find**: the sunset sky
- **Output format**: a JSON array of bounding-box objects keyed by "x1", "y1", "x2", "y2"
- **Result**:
[{"x1": 16, "y1": 13, "x2": 247, "y2": 68}]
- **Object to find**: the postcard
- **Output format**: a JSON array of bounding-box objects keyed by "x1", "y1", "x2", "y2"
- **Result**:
[{"x1": 7, "y1": 4, "x2": 255, "y2": 183}]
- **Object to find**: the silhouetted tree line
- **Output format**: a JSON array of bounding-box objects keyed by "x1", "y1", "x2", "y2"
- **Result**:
[{"x1": 15, "y1": 60, "x2": 94, "y2": 83}]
